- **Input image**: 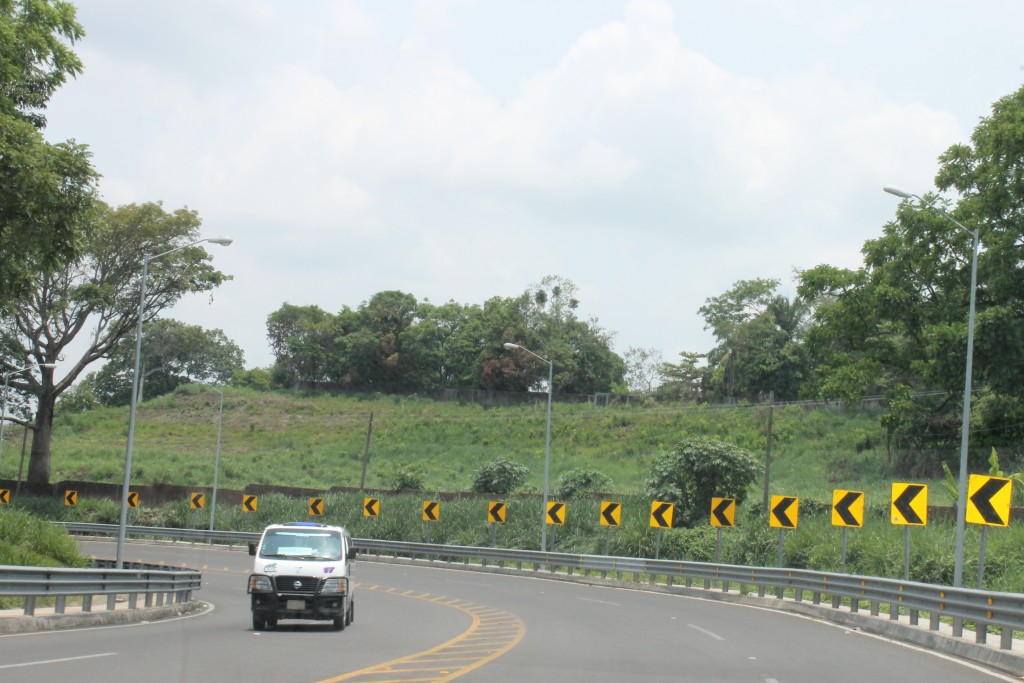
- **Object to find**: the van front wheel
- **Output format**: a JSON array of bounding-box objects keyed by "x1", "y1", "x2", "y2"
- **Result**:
[{"x1": 253, "y1": 613, "x2": 268, "y2": 631}]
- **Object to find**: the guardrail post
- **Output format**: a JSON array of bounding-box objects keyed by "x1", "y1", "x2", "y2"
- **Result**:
[
  {"x1": 909, "y1": 608, "x2": 918, "y2": 626},
  {"x1": 976, "y1": 624, "x2": 988, "y2": 645},
  {"x1": 129, "y1": 593, "x2": 138, "y2": 609},
  {"x1": 82, "y1": 595, "x2": 92, "y2": 612},
  {"x1": 24, "y1": 596, "x2": 35, "y2": 616},
  {"x1": 1001, "y1": 627, "x2": 1012, "y2": 650},
  {"x1": 107, "y1": 594, "x2": 117, "y2": 610},
  {"x1": 870, "y1": 600, "x2": 880, "y2": 617},
  {"x1": 55, "y1": 596, "x2": 66, "y2": 614}
]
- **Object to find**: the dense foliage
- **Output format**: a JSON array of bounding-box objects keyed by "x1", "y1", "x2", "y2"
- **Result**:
[
  {"x1": 0, "y1": 0, "x2": 97, "y2": 305},
  {"x1": 266, "y1": 276, "x2": 626, "y2": 395},
  {"x1": 644, "y1": 437, "x2": 762, "y2": 527}
]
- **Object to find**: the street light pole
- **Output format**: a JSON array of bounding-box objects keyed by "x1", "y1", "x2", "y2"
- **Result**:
[
  {"x1": 503, "y1": 342, "x2": 553, "y2": 552},
  {"x1": 0, "y1": 363, "x2": 56, "y2": 476},
  {"x1": 116, "y1": 237, "x2": 233, "y2": 567},
  {"x1": 209, "y1": 387, "x2": 225, "y2": 531},
  {"x1": 884, "y1": 185, "x2": 978, "y2": 587}
]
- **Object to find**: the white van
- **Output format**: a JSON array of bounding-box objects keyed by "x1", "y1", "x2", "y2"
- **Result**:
[{"x1": 247, "y1": 522, "x2": 356, "y2": 631}]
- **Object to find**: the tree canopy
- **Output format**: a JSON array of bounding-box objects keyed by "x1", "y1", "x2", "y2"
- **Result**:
[
  {"x1": 2, "y1": 201, "x2": 232, "y2": 483},
  {"x1": 266, "y1": 276, "x2": 626, "y2": 395},
  {"x1": 0, "y1": 0, "x2": 97, "y2": 306}
]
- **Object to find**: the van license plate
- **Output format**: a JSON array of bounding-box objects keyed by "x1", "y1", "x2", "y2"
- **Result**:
[{"x1": 286, "y1": 600, "x2": 305, "y2": 610}]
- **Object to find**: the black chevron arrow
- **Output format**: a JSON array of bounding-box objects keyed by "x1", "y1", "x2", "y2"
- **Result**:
[
  {"x1": 424, "y1": 501, "x2": 438, "y2": 520},
  {"x1": 652, "y1": 502, "x2": 673, "y2": 528},
  {"x1": 127, "y1": 491, "x2": 139, "y2": 508},
  {"x1": 66, "y1": 491, "x2": 77, "y2": 506},
  {"x1": 971, "y1": 478, "x2": 1010, "y2": 525},
  {"x1": 364, "y1": 498, "x2": 379, "y2": 516},
  {"x1": 489, "y1": 502, "x2": 505, "y2": 522},
  {"x1": 712, "y1": 499, "x2": 733, "y2": 527},
  {"x1": 191, "y1": 493, "x2": 204, "y2": 509},
  {"x1": 893, "y1": 485, "x2": 925, "y2": 524},
  {"x1": 309, "y1": 498, "x2": 322, "y2": 515},
  {"x1": 834, "y1": 491, "x2": 861, "y2": 526},
  {"x1": 547, "y1": 502, "x2": 564, "y2": 524},
  {"x1": 601, "y1": 503, "x2": 620, "y2": 526},
  {"x1": 0, "y1": 489, "x2": 10, "y2": 504},
  {"x1": 772, "y1": 496, "x2": 797, "y2": 528},
  {"x1": 243, "y1": 495, "x2": 257, "y2": 512}
]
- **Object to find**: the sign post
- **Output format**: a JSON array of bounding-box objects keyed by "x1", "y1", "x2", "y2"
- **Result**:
[{"x1": 891, "y1": 483, "x2": 928, "y2": 580}]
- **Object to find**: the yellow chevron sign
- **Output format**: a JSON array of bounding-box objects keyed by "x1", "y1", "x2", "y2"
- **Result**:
[
  {"x1": 966, "y1": 475, "x2": 1012, "y2": 527},
  {"x1": 891, "y1": 483, "x2": 927, "y2": 526},
  {"x1": 710, "y1": 498, "x2": 735, "y2": 528},
  {"x1": 600, "y1": 501, "x2": 622, "y2": 527}
]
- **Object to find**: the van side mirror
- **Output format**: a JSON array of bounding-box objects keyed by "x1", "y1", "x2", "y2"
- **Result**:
[{"x1": 248, "y1": 542, "x2": 257, "y2": 556}]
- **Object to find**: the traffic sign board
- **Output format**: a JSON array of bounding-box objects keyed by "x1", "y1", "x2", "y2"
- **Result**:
[
  {"x1": 487, "y1": 502, "x2": 506, "y2": 524},
  {"x1": 190, "y1": 493, "x2": 205, "y2": 510},
  {"x1": 966, "y1": 475, "x2": 1011, "y2": 527},
  {"x1": 891, "y1": 483, "x2": 927, "y2": 525},
  {"x1": 710, "y1": 498, "x2": 735, "y2": 527},
  {"x1": 364, "y1": 497, "x2": 380, "y2": 517},
  {"x1": 831, "y1": 490, "x2": 864, "y2": 527},
  {"x1": 308, "y1": 497, "x2": 323, "y2": 516},
  {"x1": 769, "y1": 495, "x2": 798, "y2": 529},
  {"x1": 65, "y1": 490, "x2": 78, "y2": 507},
  {"x1": 650, "y1": 501, "x2": 674, "y2": 528},
  {"x1": 242, "y1": 495, "x2": 258, "y2": 512},
  {"x1": 127, "y1": 491, "x2": 140, "y2": 509},
  {"x1": 546, "y1": 501, "x2": 565, "y2": 525},
  {"x1": 600, "y1": 501, "x2": 621, "y2": 527},
  {"x1": 423, "y1": 501, "x2": 440, "y2": 522},
  {"x1": 0, "y1": 489, "x2": 9, "y2": 505}
]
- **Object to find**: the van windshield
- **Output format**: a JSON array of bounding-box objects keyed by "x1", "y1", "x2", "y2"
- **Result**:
[{"x1": 259, "y1": 529, "x2": 343, "y2": 561}]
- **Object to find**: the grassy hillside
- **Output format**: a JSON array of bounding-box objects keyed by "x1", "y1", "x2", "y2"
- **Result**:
[{"x1": 27, "y1": 385, "x2": 920, "y2": 505}]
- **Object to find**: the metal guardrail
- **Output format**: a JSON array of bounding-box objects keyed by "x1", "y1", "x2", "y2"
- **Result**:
[
  {"x1": 56, "y1": 522, "x2": 1024, "y2": 651},
  {"x1": 0, "y1": 559, "x2": 201, "y2": 616}
]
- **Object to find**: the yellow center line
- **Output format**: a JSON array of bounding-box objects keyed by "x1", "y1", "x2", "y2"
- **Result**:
[{"x1": 316, "y1": 586, "x2": 525, "y2": 683}]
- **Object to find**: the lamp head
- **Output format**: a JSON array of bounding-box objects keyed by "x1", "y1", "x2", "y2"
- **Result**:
[
  {"x1": 883, "y1": 185, "x2": 914, "y2": 199},
  {"x1": 503, "y1": 343, "x2": 520, "y2": 350},
  {"x1": 207, "y1": 237, "x2": 233, "y2": 246},
  {"x1": 40, "y1": 363, "x2": 56, "y2": 369}
]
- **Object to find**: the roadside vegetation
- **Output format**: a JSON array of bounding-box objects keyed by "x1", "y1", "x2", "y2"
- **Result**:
[{"x1": 5, "y1": 386, "x2": 1024, "y2": 593}]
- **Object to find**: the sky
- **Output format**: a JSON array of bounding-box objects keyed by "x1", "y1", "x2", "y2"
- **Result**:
[{"x1": 42, "y1": 0, "x2": 1024, "y2": 372}]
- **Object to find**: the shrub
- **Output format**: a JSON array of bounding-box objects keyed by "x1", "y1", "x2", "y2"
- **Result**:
[
  {"x1": 555, "y1": 467, "x2": 613, "y2": 499},
  {"x1": 644, "y1": 437, "x2": 762, "y2": 527},
  {"x1": 471, "y1": 457, "x2": 529, "y2": 494}
]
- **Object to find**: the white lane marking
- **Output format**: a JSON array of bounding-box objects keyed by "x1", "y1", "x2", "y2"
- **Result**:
[
  {"x1": 687, "y1": 623, "x2": 725, "y2": 641},
  {"x1": 575, "y1": 597, "x2": 621, "y2": 606},
  {"x1": 0, "y1": 653, "x2": 117, "y2": 669},
  {"x1": 765, "y1": 679, "x2": 779, "y2": 683}
]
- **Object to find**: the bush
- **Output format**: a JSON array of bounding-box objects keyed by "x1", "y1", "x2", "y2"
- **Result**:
[
  {"x1": 555, "y1": 467, "x2": 613, "y2": 499},
  {"x1": 471, "y1": 457, "x2": 529, "y2": 494},
  {"x1": 644, "y1": 437, "x2": 762, "y2": 527}
]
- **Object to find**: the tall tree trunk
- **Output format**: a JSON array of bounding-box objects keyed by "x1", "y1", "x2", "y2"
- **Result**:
[{"x1": 27, "y1": 391, "x2": 57, "y2": 484}]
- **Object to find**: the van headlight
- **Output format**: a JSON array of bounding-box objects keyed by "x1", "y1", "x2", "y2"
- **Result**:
[
  {"x1": 321, "y1": 577, "x2": 348, "y2": 595},
  {"x1": 248, "y1": 575, "x2": 273, "y2": 593}
]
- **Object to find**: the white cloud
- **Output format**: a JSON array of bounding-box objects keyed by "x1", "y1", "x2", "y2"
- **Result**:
[{"x1": 42, "y1": 0, "x2": 1024, "y2": 371}]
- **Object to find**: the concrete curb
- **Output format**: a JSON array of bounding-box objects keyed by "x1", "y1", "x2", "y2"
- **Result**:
[{"x1": 0, "y1": 600, "x2": 208, "y2": 634}]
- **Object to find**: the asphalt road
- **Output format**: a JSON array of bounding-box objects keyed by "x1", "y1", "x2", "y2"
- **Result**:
[{"x1": 0, "y1": 540, "x2": 1015, "y2": 683}]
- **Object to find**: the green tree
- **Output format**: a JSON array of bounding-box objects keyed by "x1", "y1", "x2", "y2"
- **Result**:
[
  {"x1": 644, "y1": 437, "x2": 762, "y2": 527},
  {"x1": 699, "y1": 279, "x2": 811, "y2": 402},
  {"x1": 0, "y1": 0, "x2": 97, "y2": 306},
  {"x1": 800, "y1": 84, "x2": 1024, "y2": 475},
  {"x1": 1, "y1": 201, "x2": 231, "y2": 483},
  {"x1": 90, "y1": 318, "x2": 244, "y2": 405}
]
